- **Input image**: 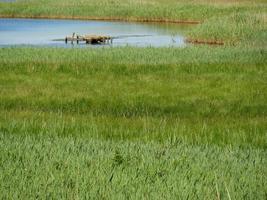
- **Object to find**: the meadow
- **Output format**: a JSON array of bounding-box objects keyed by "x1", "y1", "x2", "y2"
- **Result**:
[
  {"x1": 0, "y1": 0, "x2": 266, "y2": 199},
  {"x1": 1, "y1": 133, "x2": 266, "y2": 199},
  {"x1": 0, "y1": 46, "x2": 266, "y2": 147},
  {"x1": 0, "y1": 0, "x2": 266, "y2": 22},
  {"x1": 0, "y1": 46, "x2": 266, "y2": 199}
]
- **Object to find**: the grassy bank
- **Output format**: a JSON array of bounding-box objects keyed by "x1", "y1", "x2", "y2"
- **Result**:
[{"x1": 0, "y1": 0, "x2": 265, "y2": 21}]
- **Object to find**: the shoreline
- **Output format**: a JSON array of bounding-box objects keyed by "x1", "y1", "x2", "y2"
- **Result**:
[
  {"x1": 0, "y1": 15, "x2": 202, "y2": 24},
  {"x1": 186, "y1": 38, "x2": 224, "y2": 46}
]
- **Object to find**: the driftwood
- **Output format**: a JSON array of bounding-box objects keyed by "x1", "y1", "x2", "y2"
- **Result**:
[
  {"x1": 53, "y1": 33, "x2": 151, "y2": 45},
  {"x1": 64, "y1": 33, "x2": 112, "y2": 44}
]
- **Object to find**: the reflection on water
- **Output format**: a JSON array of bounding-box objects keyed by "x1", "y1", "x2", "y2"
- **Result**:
[{"x1": 0, "y1": 18, "x2": 190, "y2": 47}]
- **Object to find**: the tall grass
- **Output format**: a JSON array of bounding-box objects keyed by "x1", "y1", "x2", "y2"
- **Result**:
[
  {"x1": 0, "y1": 1, "x2": 266, "y2": 198},
  {"x1": 0, "y1": 132, "x2": 266, "y2": 199},
  {"x1": 0, "y1": 47, "x2": 266, "y2": 147},
  {"x1": 0, "y1": 0, "x2": 264, "y2": 20},
  {"x1": 189, "y1": 12, "x2": 267, "y2": 46}
]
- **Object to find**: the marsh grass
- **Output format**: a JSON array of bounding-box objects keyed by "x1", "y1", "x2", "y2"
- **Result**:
[
  {"x1": 189, "y1": 12, "x2": 267, "y2": 45},
  {"x1": 0, "y1": 1, "x2": 266, "y2": 198},
  {"x1": 0, "y1": 47, "x2": 266, "y2": 147},
  {"x1": 0, "y1": 0, "x2": 264, "y2": 20},
  {"x1": 0, "y1": 132, "x2": 266, "y2": 199}
]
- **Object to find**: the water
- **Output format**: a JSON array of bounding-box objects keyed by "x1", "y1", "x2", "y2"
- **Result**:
[{"x1": 0, "y1": 18, "x2": 190, "y2": 47}]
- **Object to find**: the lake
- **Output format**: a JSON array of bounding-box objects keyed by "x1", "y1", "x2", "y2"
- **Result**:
[{"x1": 0, "y1": 18, "x2": 190, "y2": 47}]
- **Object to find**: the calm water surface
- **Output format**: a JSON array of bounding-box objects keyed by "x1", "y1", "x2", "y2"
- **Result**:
[{"x1": 0, "y1": 18, "x2": 190, "y2": 47}]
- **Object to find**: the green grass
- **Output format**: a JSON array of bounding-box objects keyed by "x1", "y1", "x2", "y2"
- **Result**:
[
  {"x1": 0, "y1": 0, "x2": 267, "y2": 198},
  {"x1": 0, "y1": 0, "x2": 265, "y2": 20},
  {"x1": 1, "y1": 133, "x2": 266, "y2": 199},
  {"x1": 0, "y1": 47, "x2": 266, "y2": 148},
  {"x1": 189, "y1": 12, "x2": 266, "y2": 46},
  {"x1": 0, "y1": 0, "x2": 247, "y2": 20}
]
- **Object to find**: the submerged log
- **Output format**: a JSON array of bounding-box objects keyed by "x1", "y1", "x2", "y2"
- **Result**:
[
  {"x1": 83, "y1": 35, "x2": 112, "y2": 44},
  {"x1": 64, "y1": 34, "x2": 112, "y2": 44},
  {"x1": 57, "y1": 33, "x2": 150, "y2": 45}
]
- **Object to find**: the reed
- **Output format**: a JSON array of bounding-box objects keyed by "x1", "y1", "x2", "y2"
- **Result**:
[{"x1": 0, "y1": 132, "x2": 266, "y2": 199}]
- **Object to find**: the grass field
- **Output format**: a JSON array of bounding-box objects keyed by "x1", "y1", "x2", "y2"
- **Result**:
[
  {"x1": 1, "y1": 47, "x2": 266, "y2": 147},
  {"x1": 0, "y1": 46, "x2": 266, "y2": 198},
  {"x1": 0, "y1": 0, "x2": 266, "y2": 199},
  {"x1": 1, "y1": 133, "x2": 266, "y2": 199},
  {"x1": 0, "y1": 0, "x2": 265, "y2": 21}
]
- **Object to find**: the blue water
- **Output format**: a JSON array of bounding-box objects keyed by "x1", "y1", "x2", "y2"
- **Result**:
[{"x1": 0, "y1": 18, "x2": 189, "y2": 47}]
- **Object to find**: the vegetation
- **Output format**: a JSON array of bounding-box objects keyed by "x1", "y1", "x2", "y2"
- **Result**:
[
  {"x1": 0, "y1": 0, "x2": 266, "y2": 199},
  {"x1": 0, "y1": 46, "x2": 266, "y2": 198},
  {"x1": 1, "y1": 132, "x2": 266, "y2": 199},
  {"x1": 0, "y1": 46, "x2": 266, "y2": 147},
  {"x1": 0, "y1": 0, "x2": 265, "y2": 21}
]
